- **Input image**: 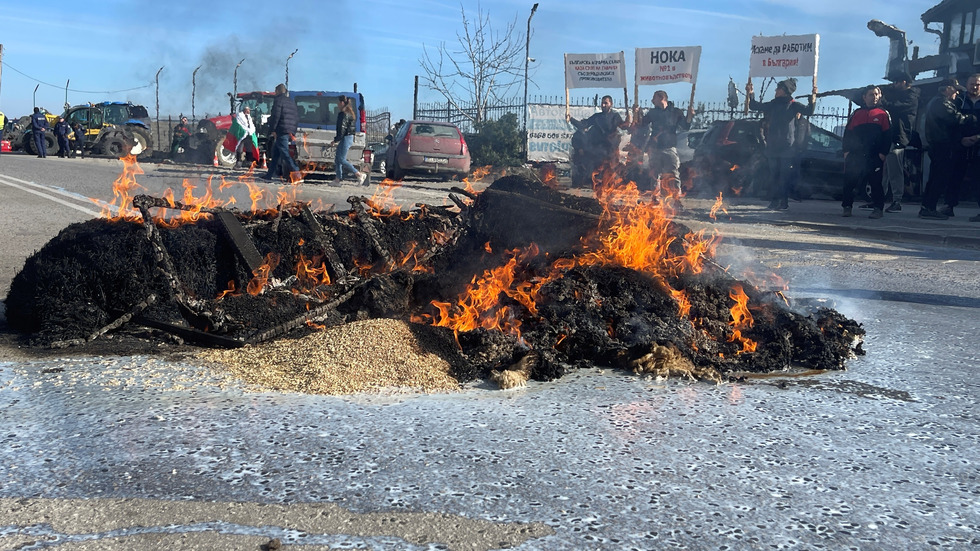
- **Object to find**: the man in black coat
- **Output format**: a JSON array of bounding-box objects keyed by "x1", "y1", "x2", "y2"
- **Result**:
[
  {"x1": 263, "y1": 83, "x2": 302, "y2": 182},
  {"x1": 30, "y1": 107, "x2": 50, "y2": 158},
  {"x1": 53, "y1": 117, "x2": 71, "y2": 158},
  {"x1": 920, "y1": 79, "x2": 976, "y2": 219},
  {"x1": 633, "y1": 90, "x2": 694, "y2": 195},
  {"x1": 746, "y1": 78, "x2": 817, "y2": 210},
  {"x1": 880, "y1": 70, "x2": 920, "y2": 212},
  {"x1": 567, "y1": 95, "x2": 627, "y2": 186}
]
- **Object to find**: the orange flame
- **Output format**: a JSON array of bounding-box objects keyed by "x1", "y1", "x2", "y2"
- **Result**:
[
  {"x1": 728, "y1": 284, "x2": 757, "y2": 354},
  {"x1": 709, "y1": 192, "x2": 728, "y2": 220},
  {"x1": 246, "y1": 252, "x2": 281, "y2": 296}
]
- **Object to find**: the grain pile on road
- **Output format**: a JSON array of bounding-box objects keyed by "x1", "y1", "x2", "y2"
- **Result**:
[{"x1": 198, "y1": 318, "x2": 462, "y2": 395}]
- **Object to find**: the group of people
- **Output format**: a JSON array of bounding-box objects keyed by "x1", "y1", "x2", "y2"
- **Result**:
[
  {"x1": 567, "y1": 71, "x2": 980, "y2": 223},
  {"x1": 29, "y1": 107, "x2": 86, "y2": 159},
  {"x1": 567, "y1": 91, "x2": 694, "y2": 195},
  {"x1": 831, "y1": 70, "x2": 980, "y2": 222},
  {"x1": 257, "y1": 83, "x2": 366, "y2": 185}
]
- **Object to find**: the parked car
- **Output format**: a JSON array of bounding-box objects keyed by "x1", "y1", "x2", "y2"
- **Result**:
[
  {"x1": 685, "y1": 118, "x2": 845, "y2": 200},
  {"x1": 385, "y1": 120, "x2": 471, "y2": 180},
  {"x1": 365, "y1": 141, "x2": 389, "y2": 174}
]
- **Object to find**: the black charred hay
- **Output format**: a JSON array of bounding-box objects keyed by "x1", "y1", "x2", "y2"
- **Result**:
[{"x1": 4, "y1": 175, "x2": 864, "y2": 386}]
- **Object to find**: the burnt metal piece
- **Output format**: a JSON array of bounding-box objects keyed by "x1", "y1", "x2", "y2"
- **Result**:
[
  {"x1": 347, "y1": 196, "x2": 396, "y2": 270},
  {"x1": 214, "y1": 210, "x2": 265, "y2": 274}
]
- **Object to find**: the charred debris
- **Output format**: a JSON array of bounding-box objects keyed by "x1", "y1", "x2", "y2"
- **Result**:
[{"x1": 4, "y1": 172, "x2": 864, "y2": 388}]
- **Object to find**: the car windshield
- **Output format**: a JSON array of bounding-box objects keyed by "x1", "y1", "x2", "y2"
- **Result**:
[
  {"x1": 243, "y1": 97, "x2": 275, "y2": 117},
  {"x1": 411, "y1": 124, "x2": 458, "y2": 138},
  {"x1": 103, "y1": 104, "x2": 131, "y2": 125}
]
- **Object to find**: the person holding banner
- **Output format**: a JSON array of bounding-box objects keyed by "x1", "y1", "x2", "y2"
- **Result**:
[
  {"x1": 632, "y1": 90, "x2": 694, "y2": 196},
  {"x1": 566, "y1": 95, "x2": 628, "y2": 185},
  {"x1": 746, "y1": 78, "x2": 817, "y2": 210}
]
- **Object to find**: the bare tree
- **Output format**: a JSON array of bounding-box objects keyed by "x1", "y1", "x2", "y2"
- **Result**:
[{"x1": 419, "y1": 4, "x2": 526, "y2": 124}]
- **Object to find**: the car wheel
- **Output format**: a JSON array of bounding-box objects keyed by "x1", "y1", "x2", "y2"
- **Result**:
[
  {"x1": 391, "y1": 156, "x2": 405, "y2": 180},
  {"x1": 215, "y1": 140, "x2": 236, "y2": 168},
  {"x1": 102, "y1": 138, "x2": 128, "y2": 158},
  {"x1": 127, "y1": 126, "x2": 153, "y2": 158}
]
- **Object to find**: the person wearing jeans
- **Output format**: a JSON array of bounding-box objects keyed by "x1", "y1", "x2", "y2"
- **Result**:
[{"x1": 332, "y1": 95, "x2": 366, "y2": 185}]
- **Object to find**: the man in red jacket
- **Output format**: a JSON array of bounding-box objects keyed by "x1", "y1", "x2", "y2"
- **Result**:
[{"x1": 841, "y1": 85, "x2": 892, "y2": 219}]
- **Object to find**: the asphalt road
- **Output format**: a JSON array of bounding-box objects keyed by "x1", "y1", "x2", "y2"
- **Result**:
[{"x1": 2, "y1": 152, "x2": 979, "y2": 549}]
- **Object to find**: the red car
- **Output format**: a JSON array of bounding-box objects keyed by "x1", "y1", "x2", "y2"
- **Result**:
[{"x1": 385, "y1": 120, "x2": 470, "y2": 180}]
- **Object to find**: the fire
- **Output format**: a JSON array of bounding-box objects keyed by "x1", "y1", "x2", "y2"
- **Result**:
[
  {"x1": 96, "y1": 155, "x2": 146, "y2": 220},
  {"x1": 709, "y1": 192, "x2": 728, "y2": 220},
  {"x1": 461, "y1": 166, "x2": 492, "y2": 195},
  {"x1": 540, "y1": 165, "x2": 559, "y2": 189},
  {"x1": 246, "y1": 252, "x2": 281, "y2": 296},
  {"x1": 727, "y1": 284, "x2": 757, "y2": 354},
  {"x1": 427, "y1": 245, "x2": 544, "y2": 342},
  {"x1": 295, "y1": 253, "x2": 332, "y2": 292}
]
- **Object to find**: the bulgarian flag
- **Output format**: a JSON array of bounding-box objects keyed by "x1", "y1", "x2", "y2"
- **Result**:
[{"x1": 222, "y1": 116, "x2": 259, "y2": 152}]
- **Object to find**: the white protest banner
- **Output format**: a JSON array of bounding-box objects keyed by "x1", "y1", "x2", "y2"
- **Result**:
[
  {"x1": 635, "y1": 46, "x2": 701, "y2": 86},
  {"x1": 749, "y1": 34, "x2": 819, "y2": 78},
  {"x1": 564, "y1": 52, "x2": 627, "y2": 89},
  {"x1": 527, "y1": 104, "x2": 629, "y2": 163}
]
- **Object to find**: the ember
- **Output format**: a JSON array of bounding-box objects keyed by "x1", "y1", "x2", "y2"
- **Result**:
[{"x1": 4, "y1": 160, "x2": 864, "y2": 391}]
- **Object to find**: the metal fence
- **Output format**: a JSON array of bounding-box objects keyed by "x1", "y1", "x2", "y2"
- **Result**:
[{"x1": 415, "y1": 95, "x2": 851, "y2": 135}]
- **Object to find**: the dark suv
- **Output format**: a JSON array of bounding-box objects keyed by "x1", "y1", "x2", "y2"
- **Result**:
[{"x1": 686, "y1": 119, "x2": 845, "y2": 200}]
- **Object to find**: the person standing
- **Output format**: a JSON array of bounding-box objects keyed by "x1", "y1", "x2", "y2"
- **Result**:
[
  {"x1": 955, "y1": 73, "x2": 980, "y2": 220},
  {"x1": 53, "y1": 117, "x2": 71, "y2": 158},
  {"x1": 633, "y1": 90, "x2": 693, "y2": 196},
  {"x1": 228, "y1": 106, "x2": 258, "y2": 168},
  {"x1": 71, "y1": 122, "x2": 85, "y2": 158},
  {"x1": 567, "y1": 95, "x2": 628, "y2": 186},
  {"x1": 331, "y1": 95, "x2": 366, "y2": 185},
  {"x1": 0, "y1": 110, "x2": 6, "y2": 158},
  {"x1": 746, "y1": 78, "x2": 818, "y2": 210},
  {"x1": 263, "y1": 84, "x2": 302, "y2": 183},
  {"x1": 841, "y1": 85, "x2": 892, "y2": 219},
  {"x1": 920, "y1": 79, "x2": 976, "y2": 220},
  {"x1": 879, "y1": 70, "x2": 920, "y2": 212},
  {"x1": 30, "y1": 107, "x2": 49, "y2": 158}
]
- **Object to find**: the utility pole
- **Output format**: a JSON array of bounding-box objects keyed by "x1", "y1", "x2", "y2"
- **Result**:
[
  {"x1": 33, "y1": 84, "x2": 39, "y2": 109},
  {"x1": 155, "y1": 67, "x2": 164, "y2": 151},
  {"x1": 0, "y1": 44, "x2": 4, "y2": 106},
  {"x1": 233, "y1": 59, "x2": 245, "y2": 114},
  {"x1": 285, "y1": 49, "x2": 298, "y2": 93},
  {"x1": 64, "y1": 79, "x2": 70, "y2": 112},
  {"x1": 192, "y1": 65, "x2": 201, "y2": 120},
  {"x1": 523, "y1": 3, "x2": 539, "y2": 158}
]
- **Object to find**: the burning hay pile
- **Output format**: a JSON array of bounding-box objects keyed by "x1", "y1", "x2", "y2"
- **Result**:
[{"x1": 4, "y1": 159, "x2": 864, "y2": 390}]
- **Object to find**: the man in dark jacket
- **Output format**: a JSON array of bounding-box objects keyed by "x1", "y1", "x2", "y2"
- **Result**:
[
  {"x1": 53, "y1": 117, "x2": 71, "y2": 158},
  {"x1": 567, "y1": 95, "x2": 627, "y2": 186},
  {"x1": 633, "y1": 90, "x2": 693, "y2": 196},
  {"x1": 920, "y1": 79, "x2": 976, "y2": 220},
  {"x1": 842, "y1": 85, "x2": 892, "y2": 218},
  {"x1": 747, "y1": 78, "x2": 817, "y2": 210},
  {"x1": 263, "y1": 83, "x2": 302, "y2": 183},
  {"x1": 956, "y1": 73, "x2": 980, "y2": 221},
  {"x1": 30, "y1": 107, "x2": 49, "y2": 158},
  {"x1": 880, "y1": 70, "x2": 920, "y2": 212}
]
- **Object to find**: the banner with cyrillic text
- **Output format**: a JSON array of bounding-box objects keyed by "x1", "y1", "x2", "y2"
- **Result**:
[
  {"x1": 564, "y1": 52, "x2": 627, "y2": 89},
  {"x1": 635, "y1": 46, "x2": 701, "y2": 85},
  {"x1": 749, "y1": 34, "x2": 819, "y2": 78},
  {"x1": 526, "y1": 104, "x2": 628, "y2": 162}
]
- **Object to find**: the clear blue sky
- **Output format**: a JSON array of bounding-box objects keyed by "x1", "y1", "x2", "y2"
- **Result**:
[{"x1": 0, "y1": 0, "x2": 939, "y2": 121}]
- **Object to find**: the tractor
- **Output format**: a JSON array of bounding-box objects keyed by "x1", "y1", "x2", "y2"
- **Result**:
[{"x1": 22, "y1": 102, "x2": 154, "y2": 158}]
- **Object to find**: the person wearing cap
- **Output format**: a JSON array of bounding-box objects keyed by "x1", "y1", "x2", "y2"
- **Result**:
[
  {"x1": 30, "y1": 107, "x2": 49, "y2": 158},
  {"x1": 879, "y1": 70, "x2": 920, "y2": 212},
  {"x1": 842, "y1": 85, "x2": 892, "y2": 219},
  {"x1": 53, "y1": 117, "x2": 71, "y2": 158},
  {"x1": 920, "y1": 78, "x2": 976, "y2": 220},
  {"x1": 746, "y1": 77, "x2": 818, "y2": 210}
]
